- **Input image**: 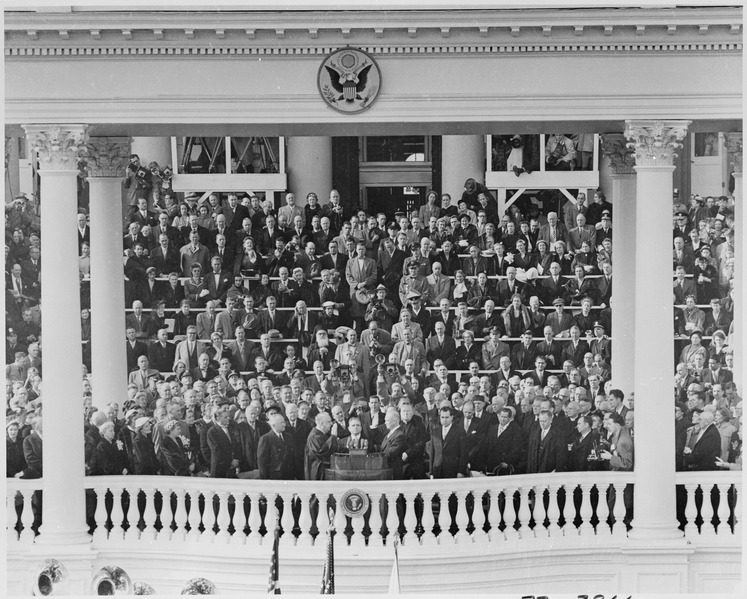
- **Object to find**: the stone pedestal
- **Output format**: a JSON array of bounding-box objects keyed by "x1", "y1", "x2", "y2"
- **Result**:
[
  {"x1": 624, "y1": 120, "x2": 690, "y2": 541},
  {"x1": 23, "y1": 124, "x2": 92, "y2": 546}
]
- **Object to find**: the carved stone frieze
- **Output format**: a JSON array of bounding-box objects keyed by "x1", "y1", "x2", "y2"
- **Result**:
[
  {"x1": 23, "y1": 124, "x2": 90, "y2": 170},
  {"x1": 623, "y1": 120, "x2": 690, "y2": 167},
  {"x1": 86, "y1": 136, "x2": 132, "y2": 177},
  {"x1": 601, "y1": 133, "x2": 635, "y2": 175}
]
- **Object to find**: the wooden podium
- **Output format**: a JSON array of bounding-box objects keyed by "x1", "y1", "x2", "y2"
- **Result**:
[{"x1": 325, "y1": 450, "x2": 393, "y2": 481}]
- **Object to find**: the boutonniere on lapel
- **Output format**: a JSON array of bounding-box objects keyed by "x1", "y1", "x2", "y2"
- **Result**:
[{"x1": 115, "y1": 440, "x2": 124, "y2": 451}]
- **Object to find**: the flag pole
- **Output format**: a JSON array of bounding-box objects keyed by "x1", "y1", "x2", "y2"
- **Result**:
[
  {"x1": 320, "y1": 506, "x2": 336, "y2": 594},
  {"x1": 387, "y1": 535, "x2": 401, "y2": 595},
  {"x1": 267, "y1": 512, "x2": 282, "y2": 594}
]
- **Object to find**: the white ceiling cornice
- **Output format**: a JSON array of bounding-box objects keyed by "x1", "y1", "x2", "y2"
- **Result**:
[{"x1": 4, "y1": 6, "x2": 742, "y2": 45}]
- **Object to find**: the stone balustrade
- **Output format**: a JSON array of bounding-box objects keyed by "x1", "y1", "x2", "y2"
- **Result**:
[{"x1": 7, "y1": 472, "x2": 740, "y2": 548}]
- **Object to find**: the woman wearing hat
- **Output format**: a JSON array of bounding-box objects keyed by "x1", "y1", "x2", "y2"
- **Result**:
[
  {"x1": 132, "y1": 417, "x2": 159, "y2": 475},
  {"x1": 679, "y1": 330, "x2": 708, "y2": 368},
  {"x1": 159, "y1": 419, "x2": 194, "y2": 476},
  {"x1": 89, "y1": 421, "x2": 130, "y2": 476},
  {"x1": 7, "y1": 419, "x2": 27, "y2": 477},
  {"x1": 693, "y1": 249, "x2": 719, "y2": 304},
  {"x1": 532, "y1": 238, "x2": 553, "y2": 275}
]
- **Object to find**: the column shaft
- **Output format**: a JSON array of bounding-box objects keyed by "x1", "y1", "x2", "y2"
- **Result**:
[
  {"x1": 732, "y1": 172, "x2": 743, "y2": 389},
  {"x1": 609, "y1": 174, "x2": 636, "y2": 392},
  {"x1": 89, "y1": 177, "x2": 129, "y2": 410},
  {"x1": 629, "y1": 164, "x2": 682, "y2": 539},
  {"x1": 441, "y1": 135, "x2": 486, "y2": 199},
  {"x1": 37, "y1": 169, "x2": 90, "y2": 544},
  {"x1": 287, "y1": 136, "x2": 333, "y2": 206},
  {"x1": 625, "y1": 120, "x2": 690, "y2": 541}
]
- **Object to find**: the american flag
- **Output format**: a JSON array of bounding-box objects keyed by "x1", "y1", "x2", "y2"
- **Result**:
[
  {"x1": 320, "y1": 509, "x2": 335, "y2": 594},
  {"x1": 268, "y1": 518, "x2": 281, "y2": 594}
]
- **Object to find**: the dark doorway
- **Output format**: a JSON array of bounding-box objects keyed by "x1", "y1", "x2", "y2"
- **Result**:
[{"x1": 366, "y1": 186, "x2": 426, "y2": 220}]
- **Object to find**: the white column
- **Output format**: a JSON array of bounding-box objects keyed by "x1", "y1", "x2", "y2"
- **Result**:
[
  {"x1": 24, "y1": 124, "x2": 92, "y2": 546},
  {"x1": 287, "y1": 136, "x2": 333, "y2": 206},
  {"x1": 602, "y1": 134, "x2": 637, "y2": 393},
  {"x1": 5, "y1": 136, "x2": 21, "y2": 200},
  {"x1": 441, "y1": 135, "x2": 486, "y2": 199},
  {"x1": 87, "y1": 137, "x2": 131, "y2": 411},
  {"x1": 130, "y1": 136, "x2": 171, "y2": 167},
  {"x1": 725, "y1": 133, "x2": 742, "y2": 390},
  {"x1": 625, "y1": 120, "x2": 690, "y2": 541}
]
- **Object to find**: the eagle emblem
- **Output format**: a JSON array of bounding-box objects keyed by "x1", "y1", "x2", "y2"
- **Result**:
[{"x1": 318, "y1": 48, "x2": 381, "y2": 114}]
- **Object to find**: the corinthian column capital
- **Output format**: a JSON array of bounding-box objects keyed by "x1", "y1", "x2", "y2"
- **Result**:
[
  {"x1": 623, "y1": 120, "x2": 691, "y2": 167},
  {"x1": 86, "y1": 137, "x2": 132, "y2": 177},
  {"x1": 601, "y1": 133, "x2": 636, "y2": 175},
  {"x1": 724, "y1": 132, "x2": 742, "y2": 174},
  {"x1": 23, "y1": 124, "x2": 90, "y2": 171}
]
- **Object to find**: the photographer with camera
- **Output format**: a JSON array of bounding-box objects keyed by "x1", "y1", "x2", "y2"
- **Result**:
[
  {"x1": 123, "y1": 154, "x2": 152, "y2": 216},
  {"x1": 364, "y1": 284, "x2": 398, "y2": 331}
]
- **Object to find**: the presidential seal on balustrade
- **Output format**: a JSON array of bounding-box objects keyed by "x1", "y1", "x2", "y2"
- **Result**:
[
  {"x1": 339, "y1": 488, "x2": 370, "y2": 519},
  {"x1": 318, "y1": 47, "x2": 381, "y2": 114}
]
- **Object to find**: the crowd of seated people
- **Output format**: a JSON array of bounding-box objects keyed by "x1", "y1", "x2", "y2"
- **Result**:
[
  {"x1": 491, "y1": 133, "x2": 598, "y2": 175},
  {"x1": 5, "y1": 151, "x2": 741, "y2": 484},
  {"x1": 670, "y1": 192, "x2": 741, "y2": 472}
]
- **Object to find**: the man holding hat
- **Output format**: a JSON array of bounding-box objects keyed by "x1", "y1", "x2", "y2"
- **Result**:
[{"x1": 345, "y1": 241, "x2": 377, "y2": 332}]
